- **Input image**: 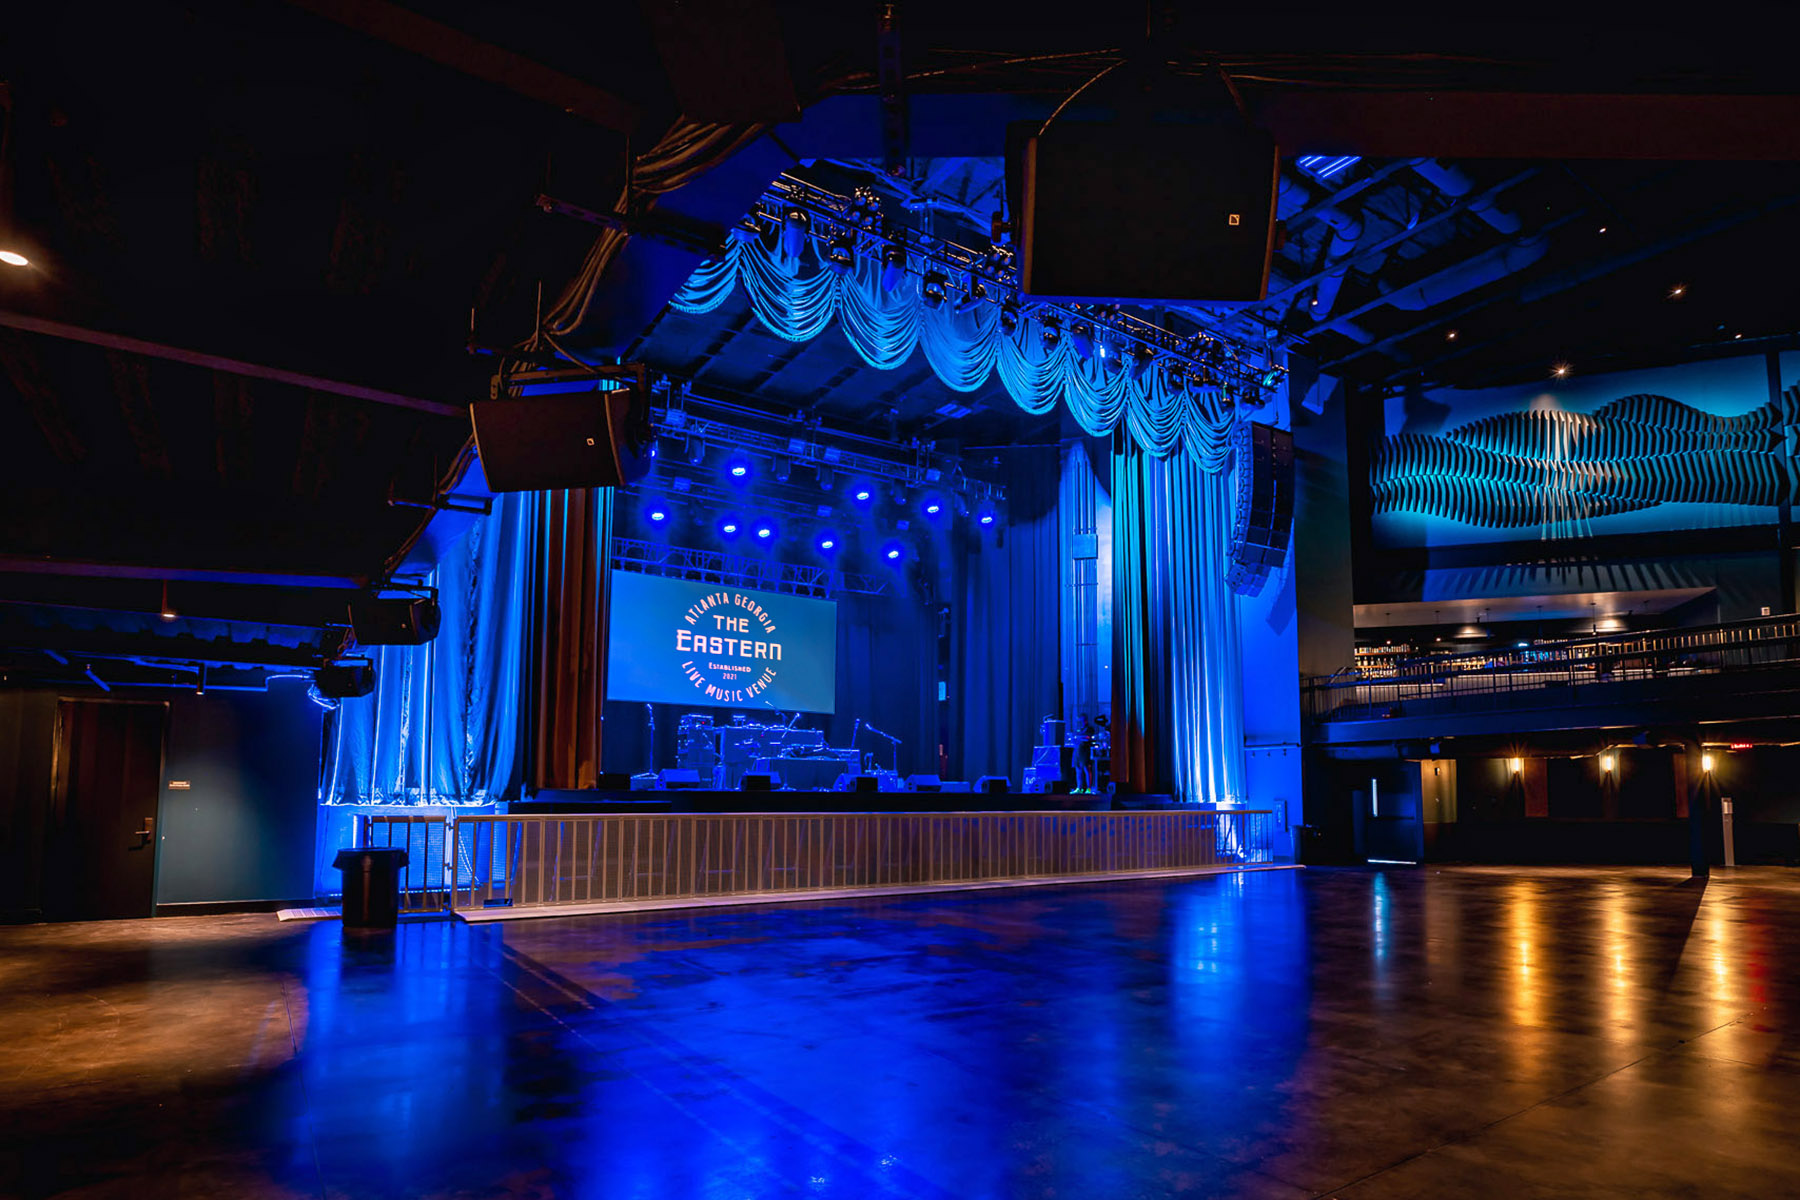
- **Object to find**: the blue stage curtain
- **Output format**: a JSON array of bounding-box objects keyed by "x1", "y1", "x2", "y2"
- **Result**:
[
  {"x1": 1112, "y1": 442, "x2": 1246, "y2": 804},
  {"x1": 952, "y1": 445, "x2": 1062, "y2": 786},
  {"x1": 323, "y1": 493, "x2": 530, "y2": 805},
  {"x1": 828, "y1": 594, "x2": 938, "y2": 778},
  {"x1": 668, "y1": 235, "x2": 1241, "y2": 460}
]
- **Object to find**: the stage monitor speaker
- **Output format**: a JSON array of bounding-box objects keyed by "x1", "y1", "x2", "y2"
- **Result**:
[
  {"x1": 740, "y1": 773, "x2": 774, "y2": 792},
  {"x1": 852, "y1": 775, "x2": 881, "y2": 794},
  {"x1": 976, "y1": 775, "x2": 1010, "y2": 795},
  {"x1": 350, "y1": 596, "x2": 441, "y2": 646},
  {"x1": 658, "y1": 768, "x2": 703, "y2": 790},
  {"x1": 1228, "y1": 422, "x2": 1296, "y2": 592},
  {"x1": 313, "y1": 662, "x2": 375, "y2": 699},
  {"x1": 906, "y1": 774, "x2": 942, "y2": 793},
  {"x1": 595, "y1": 772, "x2": 631, "y2": 791},
  {"x1": 1013, "y1": 120, "x2": 1278, "y2": 303},
  {"x1": 471, "y1": 377, "x2": 653, "y2": 492}
]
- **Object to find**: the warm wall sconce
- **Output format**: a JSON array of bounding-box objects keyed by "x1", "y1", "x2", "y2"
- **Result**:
[
  {"x1": 1702, "y1": 754, "x2": 1715, "y2": 772},
  {"x1": 1600, "y1": 755, "x2": 1616, "y2": 773},
  {"x1": 1508, "y1": 757, "x2": 1524, "y2": 773}
]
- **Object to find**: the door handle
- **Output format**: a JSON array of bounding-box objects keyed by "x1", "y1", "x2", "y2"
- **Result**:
[{"x1": 133, "y1": 817, "x2": 155, "y2": 847}]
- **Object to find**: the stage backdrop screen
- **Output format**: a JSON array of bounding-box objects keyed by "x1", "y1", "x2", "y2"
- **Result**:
[{"x1": 605, "y1": 571, "x2": 837, "y2": 713}]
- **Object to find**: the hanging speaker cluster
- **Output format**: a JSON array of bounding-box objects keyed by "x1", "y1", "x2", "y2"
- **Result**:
[
  {"x1": 1227, "y1": 422, "x2": 1295, "y2": 596},
  {"x1": 472, "y1": 364, "x2": 654, "y2": 492}
]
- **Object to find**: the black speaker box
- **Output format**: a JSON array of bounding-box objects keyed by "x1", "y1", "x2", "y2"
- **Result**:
[
  {"x1": 740, "y1": 773, "x2": 774, "y2": 792},
  {"x1": 658, "y1": 768, "x2": 703, "y2": 790},
  {"x1": 1238, "y1": 423, "x2": 1295, "y2": 568},
  {"x1": 314, "y1": 662, "x2": 375, "y2": 699},
  {"x1": 906, "y1": 774, "x2": 942, "y2": 793},
  {"x1": 471, "y1": 382, "x2": 653, "y2": 492},
  {"x1": 1013, "y1": 120, "x2": 1278, "y2": 303},
  {"x1": 975, "y1": 775, "x2": 1010, "y2": 795},
  {"x1": 350, "y1": 596, "x2": 441, "y2": 646},
  {"x1": 595, "y1": 773, "x2": 631, "y2": 791},
  {"x1": 852, "y1": 775, "x2": 881, "y2": 794}
]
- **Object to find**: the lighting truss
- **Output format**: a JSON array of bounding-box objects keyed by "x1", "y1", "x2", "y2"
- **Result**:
[
  {"x1": 753, "y1": 174, "x2": 1287, "y2": 403},
  {"x1": 612, "y1": 538, "x2": 891, "y2": 598}
]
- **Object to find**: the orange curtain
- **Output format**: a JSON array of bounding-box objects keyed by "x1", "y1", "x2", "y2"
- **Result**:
[{"x1": 528, "y1": 488, "x2": 613, "y2": 791}]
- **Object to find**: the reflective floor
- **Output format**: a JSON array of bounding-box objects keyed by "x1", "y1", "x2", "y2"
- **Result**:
[{"x1": 3, "y1": 866, "x2": 1798, "y2": 1198}]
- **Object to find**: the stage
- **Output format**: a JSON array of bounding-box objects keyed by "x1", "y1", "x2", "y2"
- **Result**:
[{"x1": 518, "y1": 788, "x2": 1126, "y2": 814}]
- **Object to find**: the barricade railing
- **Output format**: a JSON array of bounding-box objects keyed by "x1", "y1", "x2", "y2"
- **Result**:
[
  {"x1": 448, "y1": 809, "x2": 1275, "y2": 915},
  {"x1": 361, "y1": 814, "x2": 455, "y2": 913}
]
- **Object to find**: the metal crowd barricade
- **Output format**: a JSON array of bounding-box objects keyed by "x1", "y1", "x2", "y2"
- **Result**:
[
  {"x1": 449, "y1": 808, "x2": 1274, "y2": 916},
  {"x1": 361, "y1": 814, "x2": 455, "y2": 913}
]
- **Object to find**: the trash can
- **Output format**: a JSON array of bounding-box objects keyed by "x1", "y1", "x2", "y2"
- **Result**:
[{"x1": 334, "y1": 847, "x2": 409, "y2": 928}]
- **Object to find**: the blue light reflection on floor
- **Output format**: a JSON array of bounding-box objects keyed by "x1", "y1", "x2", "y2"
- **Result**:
[{"x1": 286, "y1": 872, "x2": 1314, "y2": 1198}]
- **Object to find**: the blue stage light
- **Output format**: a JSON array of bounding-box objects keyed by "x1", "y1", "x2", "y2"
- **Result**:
[
  {"x1": 882, "y1": 541, "x2": 904, "y2": 562},
  {"x1": 648, "y1": 506, "x2": 669, "y2": 525},
  {"x1": 815, "y1": 530, "x2": 839, "y2": 555},
  {"x1": 754, "y1": 521, "x2": 776, "y2": 542},
  {"x1": 850, "y1": 481, "x2": 876, "y2": 506},
  {"x1": 978, "y1": 512, "x2": 996, "y2": 526},
  {"x1": 922, "y1": 493, "x2": 946, "y2": 518},
  {"x1": 719, "y1": 514, "x2": 743, "y2": 539},
  {"x1": 730, "y1": 462, "x2": 749, "y2": 479}
]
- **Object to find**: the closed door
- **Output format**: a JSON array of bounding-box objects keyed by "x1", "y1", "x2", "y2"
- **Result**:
[{"x1": 45, "y1": 699, "x2": 167, "y2": 920}]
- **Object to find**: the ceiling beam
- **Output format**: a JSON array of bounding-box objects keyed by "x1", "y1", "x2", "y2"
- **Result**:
[
  {"x1": 284, "y1": 0, "x2": 639, "y2": 133},
  {"x1": 0, "y1": 310, "x2": 465, "y2": 419}
]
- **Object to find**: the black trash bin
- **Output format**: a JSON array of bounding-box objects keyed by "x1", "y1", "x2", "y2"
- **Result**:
[{"x1": 334, "y1": 847, "x2": 409, "y2": 928}]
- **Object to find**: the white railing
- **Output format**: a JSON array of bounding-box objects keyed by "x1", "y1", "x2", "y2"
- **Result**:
[{"x1": 445, "y1": 809, "x2": 1275, "y2": 915}]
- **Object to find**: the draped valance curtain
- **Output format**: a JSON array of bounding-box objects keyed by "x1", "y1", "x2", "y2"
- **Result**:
[{"x1": 670, "y1": 235, "x2": 1239, "y2": 464}]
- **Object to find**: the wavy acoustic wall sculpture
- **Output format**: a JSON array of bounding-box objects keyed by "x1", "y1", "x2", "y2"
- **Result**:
[{"x1": 1371, "y1": 388, "x2": 1800, "y2": 533}]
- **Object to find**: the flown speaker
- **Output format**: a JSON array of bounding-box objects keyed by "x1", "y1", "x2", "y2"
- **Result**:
[
  {"x1": 350, "y1": 595, "x2": 440, "y2": 646},
  {"x1": 472, "y1": 365, "x2": 654, "y2": 492},
  {"x1": 314, "y1": 662, "x2": 376, "y2": 699},
  {"x1": 1012, "y1": 119, "x2": 1279, "y2": 303},
  {"x1": 1227, "y1": 422, "x2": 1295, "y2": 596}
]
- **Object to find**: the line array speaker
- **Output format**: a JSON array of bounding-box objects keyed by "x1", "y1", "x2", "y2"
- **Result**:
[{"x1": 1228, "y1": 421, "x2": 1295, "y2": 595}]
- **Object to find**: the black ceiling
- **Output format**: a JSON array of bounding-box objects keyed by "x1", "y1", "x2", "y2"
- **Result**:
[{"x1": 5, "y1": 0, "x2": 1800, "y2": 682}]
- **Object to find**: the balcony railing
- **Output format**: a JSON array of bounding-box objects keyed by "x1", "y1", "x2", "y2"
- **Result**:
[{"x1": 1304, "y1": 614, "x2": 1800, "y2": 724}]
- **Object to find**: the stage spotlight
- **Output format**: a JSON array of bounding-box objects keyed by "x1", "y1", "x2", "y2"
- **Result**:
[
  {"x1": 881, "y1": 541, "x2": 905, "y2": 562},
  {"x1": 977, "y1": 509, "x2": 997, "y2": 527},
  {"x1": 1069, "y1": 322, "x2": 1095, "y2": 360},
  {"x1": 718, "y1": 514, "x2": 744, "y2": 540},
  {"x1": 1040, "y1": 315, "x2": 1062, "y2": 349},
  {"x1": 771, "y1": 454, "x2": 792, "y2": 484},
  {"x1": 780, "y1": 207, "x2": 809, "y2": 259},
  {"x1": 686, "y1": 435, "x2": 707, "y2": 466},
  {"x1": 922, "y1": 494, "x2": 945, "y2": 518},
  {"x1": 815, "y1": 529, "x2": 840, "y2": 555},
  {"x1": 851, "y1": 482, "x2": 875, "y2": 505},
  {"x1": 954, "y1": 279, "x2": 989, "y2": 315},
  {"x1": 816, "y1": 466, "x2": 835, "y2": 491},
  {"x1": 998, "y1": 299, "x2": 1021, "y2": 334},
  {"x1": 647, "y1": 505, "x2": 670, "y2": 527},
  {"x1": 825, "y1": 232, "x2": 856, "y2": 274},
  {"x1": 921, "y1": 271, "x2": 948, "y2": 308},
  {"x1": 1127, "y1": 344, "x2": 1157, "y2": 383},
  {"x1": 881, "y1": 243, "x2": 907, "y2": 291},
  {"x1": 725, "y1": 454, "x2": 752, "y2": 481},
  {"x1": 754, "y1": 520, "x2": 777, "y2": 543}
]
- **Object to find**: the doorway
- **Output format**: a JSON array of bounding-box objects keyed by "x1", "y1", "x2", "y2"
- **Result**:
[{"x1": 44, "y1": 699, "x2": 167, "y2": 921}]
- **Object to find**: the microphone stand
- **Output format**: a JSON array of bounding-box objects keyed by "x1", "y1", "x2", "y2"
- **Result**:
[{"x1": 861, "y1": 721, "x2": 902, "y2": 775}]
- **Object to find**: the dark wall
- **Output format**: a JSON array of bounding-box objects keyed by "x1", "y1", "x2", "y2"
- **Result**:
[
  {"x1": 0, "y1": 692, "x2": 58, "y2": 921},
  {"x1": 1293, "y1": 376, "x2": 1356, "y2": 679},
  {"x1": 155, "y1": 684, "x2": 323, "y2": 907}
]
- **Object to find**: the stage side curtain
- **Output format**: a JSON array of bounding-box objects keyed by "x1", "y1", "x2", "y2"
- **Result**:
[
  {"x1": 952, "y1": 445, "x2": 1061, "y2": 785},
  {"x1": 529, "y1": 488, "x2": 614, "y2": 791},
  {"x1": 1112, "y1": 442, "x2": 1246, "y2": 804},
  {"x1": 829, "y1": 594, "x2": 937, "y2": 778},
  {"x1": 323, "y1": 493, "x2": 529, "y2": 805}
]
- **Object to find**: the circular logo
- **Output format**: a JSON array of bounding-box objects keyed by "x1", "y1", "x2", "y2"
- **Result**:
[{"x1": 673, "y1": 590, "x2": 783, "y2": 705}]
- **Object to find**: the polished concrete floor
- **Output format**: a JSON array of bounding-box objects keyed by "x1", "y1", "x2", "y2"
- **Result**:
[{"x1": 3, "y1": 866, "x2": 1798, "y2": 1199}]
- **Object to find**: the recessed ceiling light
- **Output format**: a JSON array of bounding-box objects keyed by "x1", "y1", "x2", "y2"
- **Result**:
[
  {"x1": 1669, "y1": 283, "x2": 1686, "y2": 299},
  {"x1": 1597, "y1": 226, "x2": 1608, "y2": 234},
  {"x1": 1446, "y1": 329, "x2": 1459, "y2": 341},
  {"x1": 0, "y1": 249, "x2": 27, "y2": 267},
  {"x1": 1552, "y1": 362, "x2": 1572, "y2": 379}
]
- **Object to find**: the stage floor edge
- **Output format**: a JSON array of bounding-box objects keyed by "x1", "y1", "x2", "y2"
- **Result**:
[
  {"x1": 455, "y1": 864, "x2": 1301, "y2": 923},
  {"x1": 516, "y1": 789, "x2": 1127, "y2": 814}
]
